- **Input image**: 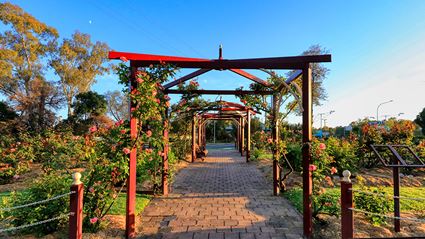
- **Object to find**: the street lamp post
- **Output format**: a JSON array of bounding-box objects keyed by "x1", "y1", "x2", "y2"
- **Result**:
[
  {"x1": 318, "y1": 110, "x2": 335, "y2": 128},
  {"x1": 376, "y1": 100, "x2": 393, "y2": 121}
]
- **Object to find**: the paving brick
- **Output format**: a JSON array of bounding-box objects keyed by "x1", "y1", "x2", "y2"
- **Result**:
[{"x1": 137, "y1": 147, "x2": 303, "y2": 238}]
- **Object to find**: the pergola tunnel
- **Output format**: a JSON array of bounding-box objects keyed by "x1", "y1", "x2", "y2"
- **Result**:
[
  {"x1": 189, "y1": 101, "x2": 256, "y2": 163},
  {"x1": 108, "y1": 50, "x2": 332, "y2": 238}
]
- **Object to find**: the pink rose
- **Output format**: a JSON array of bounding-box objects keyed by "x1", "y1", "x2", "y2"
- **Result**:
[
  {"x1": 120, "y1": 56, "x2": 128, "y2": 62},
  {"x1": 10, "y1": 148, "x2": 16, "y2": 153},
  {"x1": 90, "y1": 217, "x2": 98, "y2": 224},
  {"x1": 146, "y1": 130, "x2": 152, "y2": 137},
  {"x1": 319, "y1": 143, "x2": 326, "y2": 150},
  {"x1": 115, "y1": 120, "x2": 124, "y2": 126},
  {"x1": 123, "y1": 148, "x2": 131, "y2": 154},
  {"x1": 89, "y1": 125, "x2": 97, "y2": 133},
  {"x1": 308, "y1": 164, "x2": 317, "y2": 172},
  {"x1": 89, "y1": 187, "x2": 95, "y2": 193},
  {"x1": 136, "y1": 78, "x2": 144, "y2": 83}
]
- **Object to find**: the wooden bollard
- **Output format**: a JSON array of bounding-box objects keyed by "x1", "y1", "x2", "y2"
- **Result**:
[
  {"x1": 341, "y1": 170, "x2": 353, "y2": 239},
  {"x1": 69, "y1": 172, "x2": 84, "y2": 239}
]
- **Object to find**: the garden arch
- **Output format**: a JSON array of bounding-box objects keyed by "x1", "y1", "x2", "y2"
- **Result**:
[{"x1": 109, "y1": 49, "x2": 332, "y2": 239}]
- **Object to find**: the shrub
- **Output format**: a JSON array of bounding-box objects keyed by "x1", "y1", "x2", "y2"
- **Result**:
[
  {"x1": 285, "y1": 143, "x2": 302, "y2": 171},
  {"x1": 354, "y1": 176, "x2": 391, "y2": 225},
  {"x1": 1, "y1": 173, "x2": 72, "y2": 236},
  {"x1": 325, "y1": 137, "x2": 359, "y2": 173}
]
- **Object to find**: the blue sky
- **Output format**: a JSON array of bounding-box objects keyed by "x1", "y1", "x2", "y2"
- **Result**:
[{"x1": 3, "y1": 0, "x2": 425, "y2": 126}]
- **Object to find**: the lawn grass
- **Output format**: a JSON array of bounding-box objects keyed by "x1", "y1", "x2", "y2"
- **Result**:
[
  {"x1": 0, "y1": 191, "x2": 151, "y2": 216},
  {"x1": 108, "y1": 193, "x2": 151, "y2": 215},
  {"x1": 283, "y1": 186, "x2": 425, "y2": 212}
]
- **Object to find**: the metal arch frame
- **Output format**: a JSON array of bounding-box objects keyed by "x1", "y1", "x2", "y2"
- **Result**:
[{"x1": 109, "y1": 49, "x2": 331, "y2": 239}]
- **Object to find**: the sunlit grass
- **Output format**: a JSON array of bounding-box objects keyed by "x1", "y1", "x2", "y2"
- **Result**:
[{"x1": 284, "y1": 187, "x2": 425, "y2": 212}]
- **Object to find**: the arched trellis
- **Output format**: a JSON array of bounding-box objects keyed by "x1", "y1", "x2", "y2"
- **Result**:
[{"x1": 108, "y1": 49, "x2": 331, "y2": 239}]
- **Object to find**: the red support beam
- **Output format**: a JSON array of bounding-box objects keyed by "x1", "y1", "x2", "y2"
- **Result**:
[
  {"x1": 163, "y1": 69, "x2": 211, "y2": 89},
  {"x1": 230, "y1": 69, "x2": 270, "y2": 87},
  {"x1": 302, "y1": 65, "x2": 313, "y2": 238},
  {"x1": 126, "y1": 67, "x2": 138, "y2": 238},
  {"x1": 109, "y1": 51, "x2": 331, "y2": 70}
]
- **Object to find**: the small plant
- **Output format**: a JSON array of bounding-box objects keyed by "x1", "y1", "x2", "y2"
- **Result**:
[
  {"x1": 1, "y1": 173, "x2": 72, "y2": 236},
  {"x1": 354, "y1": 176, "x2": 391, "y2": 225}
]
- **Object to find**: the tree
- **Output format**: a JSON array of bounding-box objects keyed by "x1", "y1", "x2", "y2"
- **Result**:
[
  {"x1": 51, "y1": 31, "x2": 110, "y2": 117},
  {"x1": 0, "y1": 101, "x2": 17, "y2": 121},
  {"x1": 0, "y1": 2, "x2": 60, "y2": 131},
  {"x1": 72, "y1": 91, "x2": 107, "y2": 121},
  {"x1": 414, "y1": 107, "x2": 425, "y2": 135},
  {"x1": 105, "y1": 90, "x2": 128, "y2": 121},
  {"x1": 236, "y1": 44, "x2": 330, "y2": 124}
]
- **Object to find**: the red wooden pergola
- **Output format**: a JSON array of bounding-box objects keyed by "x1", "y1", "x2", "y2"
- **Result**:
[{"x1": 109, "y1": 50, "x2": 331, "y2": 238}]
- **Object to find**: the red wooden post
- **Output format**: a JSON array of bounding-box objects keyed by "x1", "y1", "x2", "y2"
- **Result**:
[
  {"x1": 302, "y1": 65, "x2": 313, "y2": 238},
  {"x1": 191, "y1": 114, "x2": 196, "y2": 162},
  {"x1": 341, "y1": 170, "x2": 354, "y2": 239},
  {"x1": 69, "y1": 172, "x2": 83, "y2": 239},
  {"x1": 240, "y1": 117, "x2": 245, "y2": 156},
  {"x1": 246, "y1": 109, "x2": 251, "y2": 162},
  {"x1": 391, "y1": 150, "x2": 401, "y2": 232},
  {"x1": 198, "y1": 117, "x2": 202, "y2": 147},
  {"x1": 126, "y1": 68, "x2": 137, "y2": 238},
  {"x1": 272, "y1": 95, "x2": 280, "y2": 196},
  {"x1": 162, "y1": 106, "x2": 169, "y2": 196}
]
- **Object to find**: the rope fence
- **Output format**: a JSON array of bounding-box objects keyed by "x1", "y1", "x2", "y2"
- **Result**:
[
  {"x1": 340, "y1": 170, "x2": 425, "y2": 239},
  {"x1": 0, "y1": 191, "x2": 75, "y2": 212},
  {"x1": 350, "y1": 189, "x2": 425, "y2": 202},
  {"x1": 0, "y1": 213, "x2": 72, "y2": 233},
  {"x1": 0, "y1": 172, "x2": 84, "y2": 239},
  {"x1": 348, "y1": 208, "x2": 425, "y2": 223}
]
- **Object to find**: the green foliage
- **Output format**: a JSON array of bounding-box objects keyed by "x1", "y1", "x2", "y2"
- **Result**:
[
  {"x1": 354, "y1": 176, "x2": 391, "y2": 226},
  {"x1": 312, "y1": 189, "x2": 340, "y2": 218},
  {"x1": 0, "y1": 101, "x2": 17, "y2": 121},
  {"x1": 0, "y1": 2, "x2": 61, "y2": 131},
  {"x1": 37, "y1": 131, "x2": 85, "y2": 173},
  {"x1": 325, "y1": 137, "x2": 359, "y2": 173},
  {"x1": 415, "y1": 107, "x2": 425, "y2": 135},
  {"x1": 73, "y1": 91, "x2": 107, "y2": 120},
  {"x1": 286, "y1": 143, "x2": 302, "y2": 171},
  {"x1": 284, "y1": 187, "x2": 340, "y2": 218},
  {"x1": 107, "y1": 193, "x2": 151, "y2": 215},
  {"x1": 51, "y1": 31, "x2": 110, "y2": 117},
  {"x1": 1, "y1": 173, "x2": 71, "y2": 236},
  {"x1": 0, "y1": 133, "x2": 36, "y2": 183},
  {"x1": 82, "y1": 121, "x2": 130, "y2": 232}
]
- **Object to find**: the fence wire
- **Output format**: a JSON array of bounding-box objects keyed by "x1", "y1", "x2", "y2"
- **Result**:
[
  {"x1": 0, "y1": 191, "x2": 75, "y2": 212},
  {"x1": 349, "y1": 208, "x2": 425, "y2": 223},
  {"x1": 350, "y1": 189, "x2": 425, "y2": 202},
  {"x1": 0, "y1": 212, "x2": 72, "y2": 233}
]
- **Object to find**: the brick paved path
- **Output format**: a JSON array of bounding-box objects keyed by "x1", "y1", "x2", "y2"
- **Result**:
[{"x1": 138, "y1": 145, "x2": 303, "y2": 239}]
